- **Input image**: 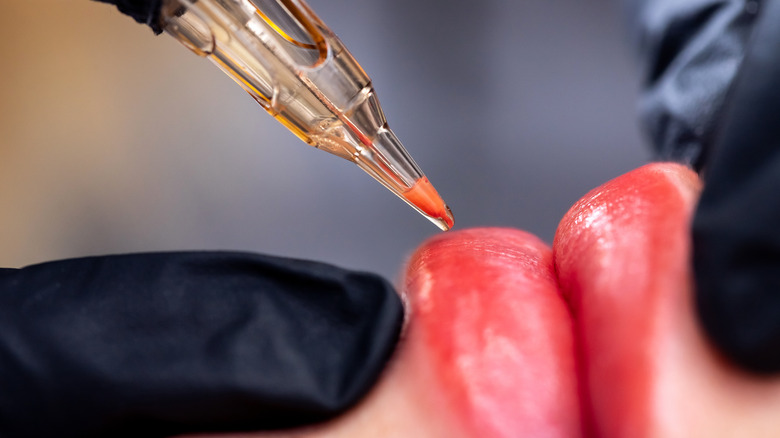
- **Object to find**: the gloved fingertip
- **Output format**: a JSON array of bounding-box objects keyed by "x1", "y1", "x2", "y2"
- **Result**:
[
  {"x1": 0, "y1": 252, "x2": 405, "y2": 436},
  {"x1": 94, "y1": 0, "x2": 164, "y2": 34},
  {"x1": 694, "y1": 243, "x2": 780, "y2": 374}
]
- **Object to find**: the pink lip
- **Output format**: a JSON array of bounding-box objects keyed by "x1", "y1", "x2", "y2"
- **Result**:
[
  {"x1": 401, "y1": 163, "x2": 705, "y2": 438},
  {"x1": 403, "y1": 228, "x2": 581, "y2": 438}
]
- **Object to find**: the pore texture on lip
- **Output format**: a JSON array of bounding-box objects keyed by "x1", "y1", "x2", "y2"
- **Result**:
[{"x1": 403, "y1": 228, "x2": 581, "y2": 438}]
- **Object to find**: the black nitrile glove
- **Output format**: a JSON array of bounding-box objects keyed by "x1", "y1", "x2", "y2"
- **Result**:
[
  {"x1": 626, "y1": 0, "x2": 757, "y2": 170},
  {"x1": 693, "y1": 0, "x2": 780, "y2": 373},
  {"x1": 629, "y1": 0, "x2": 780, "y2": 373},
  {"x1": 95, "y1": 0, "x2": 164, "y2": 34},
  {"x1": 0, "y1": 252, "x2": 403, "y2": 437}
]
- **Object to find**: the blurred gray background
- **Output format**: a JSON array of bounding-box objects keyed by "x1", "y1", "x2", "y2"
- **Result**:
[{"x1": 0, "y1": 0, "x2": 647, "y2": 281}]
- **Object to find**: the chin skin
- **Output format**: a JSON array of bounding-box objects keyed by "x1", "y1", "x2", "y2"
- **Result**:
[{"x1": 186, "y1": 163, "x2": 780, "y2": 438}]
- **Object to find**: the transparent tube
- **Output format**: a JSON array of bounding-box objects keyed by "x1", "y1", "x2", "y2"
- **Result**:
[{"x1": 160, "y1": 0, "x2": 454, "y2": 230}]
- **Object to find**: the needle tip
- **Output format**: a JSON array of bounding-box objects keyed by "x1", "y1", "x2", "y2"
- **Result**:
[
  {"x1": 403, "y1": 177, "x2": 454, "y2": 231},
  {"x1": 441, "y1": 205, "x2": 455, "y2": 230}
]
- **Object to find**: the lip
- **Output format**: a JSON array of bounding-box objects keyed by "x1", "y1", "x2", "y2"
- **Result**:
[
  {"x1": 403, "y1": 227, "x2": 582, "y2": 438},
  {"x1": 398, "y1": 163, "x2": 721, "y2": 438},
  {"x1": 553, "y1": 162, "x2": 702, "y2": 437}
]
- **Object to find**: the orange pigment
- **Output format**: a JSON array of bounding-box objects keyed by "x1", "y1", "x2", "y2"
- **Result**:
[{"x1": 403, "y1": 177, "x2": 454, "y2": 229}]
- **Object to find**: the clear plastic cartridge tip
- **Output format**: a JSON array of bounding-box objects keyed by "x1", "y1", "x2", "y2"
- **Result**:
[{"x1": 162, "y1": 0, "x2": 454, "y2": 229}]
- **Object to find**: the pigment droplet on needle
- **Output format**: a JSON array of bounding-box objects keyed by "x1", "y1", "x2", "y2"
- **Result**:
[{"x1": 403, "y1": 177, "x2": 455, "y2": 230}]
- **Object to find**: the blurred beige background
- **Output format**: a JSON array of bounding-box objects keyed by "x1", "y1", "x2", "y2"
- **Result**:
[{"x1": 0, "y1": 0, "x2": 646, "y2": 280}]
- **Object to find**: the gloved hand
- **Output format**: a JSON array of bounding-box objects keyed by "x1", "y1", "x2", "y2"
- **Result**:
[
  {"x1": 628, "y1": 0, "x2": 780, "y2": 372},
  {"x1": 0, "y1": 252, "x2": 402, "y2": 437}
]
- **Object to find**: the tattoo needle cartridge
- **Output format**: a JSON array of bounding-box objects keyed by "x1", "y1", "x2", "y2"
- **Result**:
[{"x1": 159, "y1": 0, "x2": 454, "y2": 230}]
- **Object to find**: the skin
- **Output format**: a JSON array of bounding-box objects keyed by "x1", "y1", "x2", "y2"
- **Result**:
[{"x1": 186, "y1": 163, "x2": 780, "y2": 438}]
